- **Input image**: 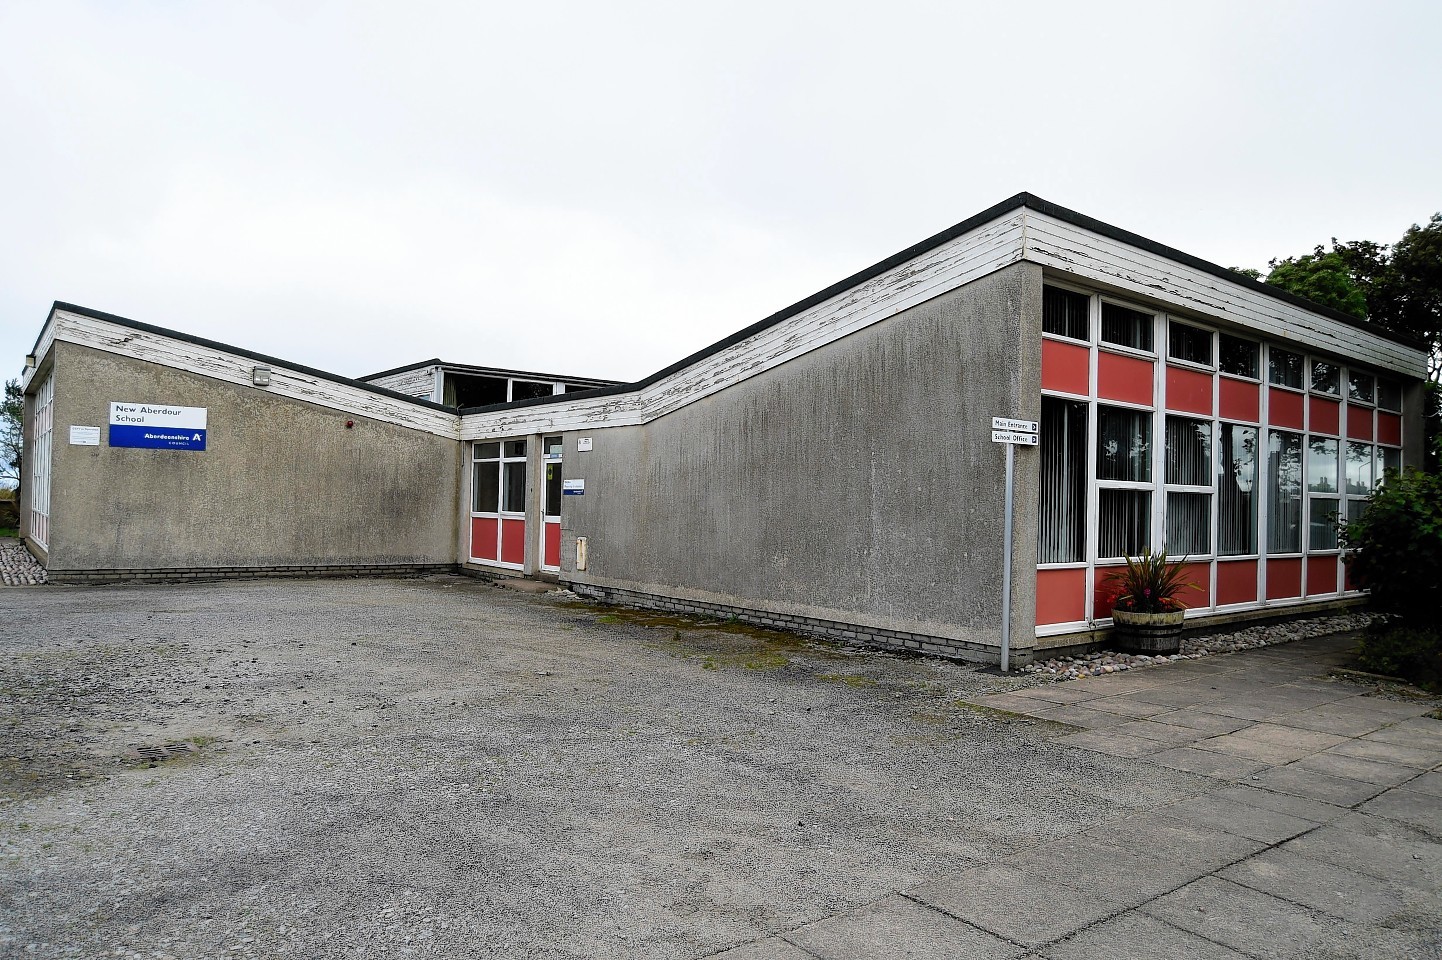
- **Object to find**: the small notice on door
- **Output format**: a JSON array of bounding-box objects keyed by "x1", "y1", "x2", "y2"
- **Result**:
[
  {"x1": 70, "y1": 426, "x2": 101, "y2": 446},
  {"x1": 563, "y1": 479, "x2": 585, "y2": 496}
]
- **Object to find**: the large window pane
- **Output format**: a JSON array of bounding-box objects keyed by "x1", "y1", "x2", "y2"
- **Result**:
[
  {"x1": 1268, "y1": 430, "x2": 1303, "y2": 553},
  {"x1": 474, "y1": 441, "x2": 500, "y2": 460},
  {"x1": 1101, "y1": 303, "x2": 1154, "y2": 351},
  {"x1": 1378, "y1": 379, "x2": 1402, "y2": 412},
  {"x1": 1218, "y1": 424, "x2": 1258, "y2": 556},
  {"x1": 473, "y1": 462, "x2": 499, "y2": 513},
  {"x1": 1219, "y1": 334, "x2": 1259, "y2": 379},
  {"x1": 1345, "y1": 443, "x2": 1373, "y2": 494},
  {"x1": 1165, "y1": 417, "x2": 1211, "y2": 485},
  {"x1": 1166, "y1": 492, "x2": 1211, "y2": 555},
  {"x1": 1347, "y1": 372, "x2": 1375, "y2": 404},
  {"x1": 1037, "y1": 398, "x2": 1086, "y2": 563},
  {"x1": 1381, "y1": 446, "x2": 1401, "y2": 479},
  {"x1": 1309, "y1": 498, "x2": 1340, "y2": 550},
  {"x1": 1097, "y1": 406, "x2": 1152, "y2": 482},
  {"x1": 1307, "y1": 438, "x2": 1339, "y2": 494},
  {"x1": 1268, "y1": 348, "x2": 1303, "y2": 389},
  {"x1": 1043, "y1": 286, "x2": 1089, "y2": 341},
  {"x1": 1168, "y1": 322, "x2": 1213, "y2": 366},
  {"x1": 545, "y1": 462, "x2": 562, "y2": 517},
  {"x1": 1099, "y1": 490, "x2": 1151, "y2": 558},
  {"x1": 503, "y1": 462, "x2": 527, "y2": 512},
  {"x1": 1310, "y1": 361, "x2": 1340, "y2": 395}
]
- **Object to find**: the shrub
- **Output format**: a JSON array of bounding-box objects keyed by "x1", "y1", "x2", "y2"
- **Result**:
[
  {"x1": 1104, "y1": 548, "x2": 1200, "y2": 614},
  {"x1": 1340, "y1": 467, "x2": 1442, "y2": 688}
]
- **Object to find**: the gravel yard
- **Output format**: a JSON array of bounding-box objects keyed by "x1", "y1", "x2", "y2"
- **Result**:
[{"x1": 1, "y1": 576, "x2": 1436, "y2": 959}]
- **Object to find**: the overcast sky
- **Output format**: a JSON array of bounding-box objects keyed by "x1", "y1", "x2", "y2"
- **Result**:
[{"x1": 3, "y1": 0, "x2": 1439, "y2": 385}]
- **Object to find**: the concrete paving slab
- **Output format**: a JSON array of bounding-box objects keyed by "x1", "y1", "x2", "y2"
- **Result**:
[
  {"x1": 1352, "y1": 695, "x2": 1442, "y2": 719},
  {"x1": 1281, "y1": 816, "x2": 1442, "y2": 891},
  {"x1": 977, "y1": 693, "x2": 1061, "y2": 714},
  {"x1": 1191, "y1": 731, "x2": 1321, "y2": 766},
  {"x1": 1328, "y1": 737, "x2": 1442, "y2": 770},
  {"x1": 1225, "y1": 721, "x2": 1351, "y2": 750},
  {"x1": 1140, "y1": 708, "x2": 1252, "y2": 736},
  {"x1": 782, "y1": 894, "x2": 1024, "y2": 960},
  {"x1": 1004, "y1": 835, "x2": 1213, "y2": 908},
  {"x1": 1409, "y1": 770, "x2": 1442, "y2": 798},
  {"x1": 1358, "y1": 785, "x2": 1442, "y2": 838},
  {"x1": 1106, "y1": 719, "x2": 1209, "y2": 746},
  {"x1": 1028, "y1": 704, "x2": 1130, "y2": 729},
  {"x1": 1250, "y1": 764, "x2": 1387, "y2": 806},
  {"x1": 1141, "y1": 876, "x2": 1342, "y2": 959},
  {"x1": 1161, "y1": 795, "x2": 1319, "y2": 844},
  {"x1": 710, "y1": 939, "x2": 818, "y2": 960},
  {"x1": 908, "y1": 864, "x2": 1124, "y2": 948},
  {"x1": 1075, "y1": 812, "x2": 1266, "y2": 869},
  {"x1": 1038, "y1": 911, "x2": 1251, "y2": 960},
  {"x1": 1081, "y1": 697, "x2": 1180, "y2": 719},
  {"x1": 1219, "y1": 847, "x2": 1418, "y2": 923},
  {"x1": 1015, "y1": 684, "x2": 1111, "y2": 706},
  {"x1": 1294, "y1": 751, "x2": 1419, "y2": 786},
  {"x1": 1124, "y1": 683, "x2": 1227, "y2": 709},
  {"x1": 1269, "y1": 704, "x2": 1393, "y2": 737},
  {"x1": 1146, "y1": 747, "x2": 1268, "y2": 781},
  {"x1": 1053, "y1": 730, "x2": 1167, "y2": 758},
  {"x1": 1363, "y1": 715, "x2": 1442, "y2": 750},
  {"x1": 1203, "y1": 784, "x2": 1349, "y2": 824}
]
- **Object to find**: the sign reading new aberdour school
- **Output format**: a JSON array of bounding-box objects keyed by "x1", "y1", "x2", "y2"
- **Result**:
[{"x1": 108, "y1": 402, "x2": 208, "y2": 451}]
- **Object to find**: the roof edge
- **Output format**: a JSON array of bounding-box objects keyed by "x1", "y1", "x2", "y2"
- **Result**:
[{"x1": 47, "y1": 302, "x2": 458, "y2": 414}]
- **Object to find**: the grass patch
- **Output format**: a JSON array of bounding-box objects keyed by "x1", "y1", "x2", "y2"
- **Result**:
[{"x1": 818, "y1": 673, "x2": 876, "y2": 688}]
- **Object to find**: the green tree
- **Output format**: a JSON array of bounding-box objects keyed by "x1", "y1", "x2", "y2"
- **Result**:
[
  {"x1": 1265, "y1": 250, "x2": 1369, "y2": 319},
  {"x1": 1, "y1": 378, "x2": 22, "y2": 494}
]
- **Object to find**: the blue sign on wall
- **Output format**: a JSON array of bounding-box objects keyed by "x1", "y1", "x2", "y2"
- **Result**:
[{"x1": 109, "y1": 403, "x2": 208, "y2": 451}]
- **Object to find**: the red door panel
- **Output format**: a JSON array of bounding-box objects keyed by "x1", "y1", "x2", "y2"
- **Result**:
[
  {"x1": 471, "y1": 517, "x2": 499, "y2": 562},
  {"x1": 544, "y1": 521, "x2": 561, "y2": 569},
  {"x1": 501, "y1": 519, "x2": 526, "y2": 565}
]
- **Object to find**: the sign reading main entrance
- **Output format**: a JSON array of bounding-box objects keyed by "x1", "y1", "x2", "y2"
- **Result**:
[{"x1": 109, "y1": 403, "x2": 208, "y2": 451}]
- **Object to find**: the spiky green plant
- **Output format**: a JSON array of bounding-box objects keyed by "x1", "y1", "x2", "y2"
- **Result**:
[{"x1": 1105, "y1": 548, "x2": 1201, "y2": 614}]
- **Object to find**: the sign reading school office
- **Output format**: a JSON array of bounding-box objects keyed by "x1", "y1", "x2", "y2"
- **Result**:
[{"x1": 108, "y1": 402, "x2": 208, "y2": 451}]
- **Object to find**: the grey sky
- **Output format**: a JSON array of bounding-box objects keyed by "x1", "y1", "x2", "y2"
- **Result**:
[{"x1": 3, "y1": 0, "x2": 1439, "y2": 385}]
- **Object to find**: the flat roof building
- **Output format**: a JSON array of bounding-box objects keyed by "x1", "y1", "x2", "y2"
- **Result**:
[{"x1": 16, "y1": 193, "x2": 1429, "y2": 665}]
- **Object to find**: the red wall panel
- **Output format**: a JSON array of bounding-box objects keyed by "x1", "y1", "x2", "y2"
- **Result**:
[
  {"x1": 1266, "y1": 557, "x2": 1303, "y2": 600},
  {"x1": 1042, "y1": 339, "x2": 1090, "y2": 396},
  {"x1": 1215, "y1": 560, "x2": 1258, "y2": 606},
  {"x1": 1377, "y1": 412, "x2": 1401, "y2": 446},
  {"x1": 471, "y1": 517, "x2": 499, "y2": 562},
  {"x1": 1097, "y1": 352, "x2": 1154, "y2": 406},
  {"x1": 1306, "y1": 555, "x2": 1339, "y2": 596},
  {"x1": 1178, "y1": 561, "x2": 1212, "y2": 610},
  {"x1": 1346, "y1": 406, "x2": 1374, "y2": 440},
  {"x1": 1093, "y1": 565, "x2": 1125, "y2": 619},
  {"x1": 1165, "y1": 366, "x2": 1213, "y2": 415},
  {"x1": 544, "y1": 521, "x2": 561, "y2": 569},
  {"x1": 1218, "y1": 378, "x2": 1259, "y2": 423},
  {"x1": 1268, "y1": 388, "x2": 1305, "y2": 430},
  {"x1": 1308, "y1": 397, "x2": 1340, "y2": 436},
  {"x1": 1036, "y1": 568, "x2": 1087, "y2": 625},
  {"x1": 501, "y1": 518, "x2": 526, "y2": 565}
]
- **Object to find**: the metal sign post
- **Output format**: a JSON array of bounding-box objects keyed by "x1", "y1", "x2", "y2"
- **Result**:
[{"x1": 991, "y1": 417, "x2": 1038, "y2": 672}]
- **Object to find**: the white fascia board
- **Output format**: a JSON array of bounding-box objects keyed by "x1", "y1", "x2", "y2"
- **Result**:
[
  {"x1": 49, "y1": 310, "x2": 461, "y2": 439},
  {"x1": 461, "y1": 210, "x2": 1029, "y2": 439},
  {"x1": 1021, "y1": 210, "x2": 1428, "y2": 379},
  {"x1": 19, "y1": 314, "x2": 57, "y2": 392}
]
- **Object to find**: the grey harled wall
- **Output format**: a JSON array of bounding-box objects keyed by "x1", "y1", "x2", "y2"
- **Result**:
[
  {"x1": 563, "y1": 262, "x2": 1044, "y2": 661},
  {"x1": 44, "y1": 342, "x2": 460, "y2": 574}
]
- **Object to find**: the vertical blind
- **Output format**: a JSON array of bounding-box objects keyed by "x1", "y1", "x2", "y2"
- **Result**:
[{"x1": 1038, "y1": 398, "x2": 1086, "y2": 563}]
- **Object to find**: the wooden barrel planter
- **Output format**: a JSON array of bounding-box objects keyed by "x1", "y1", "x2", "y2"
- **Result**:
[{"x1": 1110, "y1": 608, "x2": 1185, "y2": 655}]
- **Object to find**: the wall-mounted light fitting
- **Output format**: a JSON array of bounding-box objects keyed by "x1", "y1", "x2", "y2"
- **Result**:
[
  {"x1": 252, "y1": 365, "x2": 271, "y2": 386},
  {"x1": 24, "y1": 354, "x2": 36, "y2": 369}
]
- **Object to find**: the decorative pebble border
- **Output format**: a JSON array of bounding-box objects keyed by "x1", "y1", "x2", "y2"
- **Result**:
[
  {"x1": 0, "y1": 541, "x2": 48, "y2": 586},
  {"x1": 1023, "y1": 612, "x2": 1373, "y2": 681}
]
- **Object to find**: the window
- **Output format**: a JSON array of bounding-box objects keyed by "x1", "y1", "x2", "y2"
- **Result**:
[
  {"x1": 472, "y1": 442, "x2": 501, "y2": 513},
  {"x1": 1168, "y1": 322, "x2": 1213, "y2": 367},
  {"x1": 1307, "y1": 438, "x2": 1340, "y2": 550},
  {"x1": 1310, "y1": 361, "x2": 1340, "y2": 395},
  {"x1": 1348, "y1": 371, "x2": 1375, "y2": 405},
  {"x1": 1268, "y1": 348, "x2": 1303, "y2": 389},
  {"x1": 1101, "y1": 302, "x2": 1154, "y2": 352},
  {"x1": 1164, "y1": 417, "x2": 1212, "y2": 556},
  {"x1": 1097, "y1": 406, "x2": 1151, "y2": 482},
  {"x1": 1037, "y1": 398, "x2": 1086, "y2": 563},
  {"x1": 1267, "y1": 430, "x2": 1303, "y2": 553},
  {"x1": 1344, "y1": 442, "x2": 1373, "y2": 495},
  {"x1": 1378, "y1": 379, "x2": 1402, "y2": 412},
  {"x1": 1217, "y1": 423, "x2": 1257, "y2": 556},
  {"x1": 1097, "y1": 405, "x2": 1153, "y2": 559},
  {"x1": 1380, "y1": 446, "x2": 1401, "y2": 479},
  {"x1": 544, "y1": 435, "x2": 563, "y2": 518},
  {"x1": 1043, "y1": 287, "x2": 1089, "y2": 341},
  {"x1": 1218, "y1": 334, "x2": 1259, "y2": 379},
  {"x1": 503, "y1": 439, "x2": 527, "y2": 513}
]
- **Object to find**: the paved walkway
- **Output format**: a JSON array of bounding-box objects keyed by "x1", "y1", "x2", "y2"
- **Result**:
[{"x1": 718, "y1": 634, "x2": 1442, "y2": 959}]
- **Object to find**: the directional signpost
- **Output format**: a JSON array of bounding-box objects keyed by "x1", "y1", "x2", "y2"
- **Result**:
[{"x1": 992, "y1": 416, "x2": 1038, "y2": 672}]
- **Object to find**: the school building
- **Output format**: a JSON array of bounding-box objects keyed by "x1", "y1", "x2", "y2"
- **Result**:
[{"x1": 16, "y1": 193, "x2": 1429, "y2": 664}]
